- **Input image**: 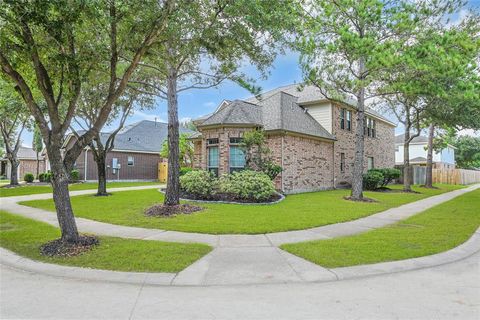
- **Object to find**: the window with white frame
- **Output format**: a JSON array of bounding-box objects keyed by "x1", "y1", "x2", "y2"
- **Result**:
[
  {"x1": 340, "y1": 108, "x2": 345, "y2": 130},
  {"x1": 229, "y1": 137, "x2": 245, "y2": 173},
  {"x1": 127, "y1": 156, "x2": 134, "y2": 166},
  {"x1": 346, "y1": 110, "x2": 352, "y2": 131},
  {"x1": 207, "y1": 138, "x2": 219, "y2": 176},
  {"x1": 367, "y1": 157, "x2": 374, "y2": 170}
]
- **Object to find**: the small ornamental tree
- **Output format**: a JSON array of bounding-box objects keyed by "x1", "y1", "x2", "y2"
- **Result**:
[
  {"x1": 241, "y1": 130, "x2": 282, "y2": 180},
  {"x1": 160, "y1": 133, "x2": 194, "y2": 168}
]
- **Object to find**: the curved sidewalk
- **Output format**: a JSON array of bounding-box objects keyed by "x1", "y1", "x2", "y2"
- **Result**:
[
  {"x1": 1, "y1": 183, "x2": 479, "y2": 286},
  {"x1": 1, "y1": 227, "x2": 479, "y2": 286},
  {"x1": 1, "y1": 184, "x2": 479, "y2": 248}
]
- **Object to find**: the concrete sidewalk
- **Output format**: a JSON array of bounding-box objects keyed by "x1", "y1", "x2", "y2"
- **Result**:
[
  {"x1": 1, "y1": 184, "x2": 479, "y2": 286},
  {"x1": 2, "y1": 183, "x2": 479, "y2": 248}
]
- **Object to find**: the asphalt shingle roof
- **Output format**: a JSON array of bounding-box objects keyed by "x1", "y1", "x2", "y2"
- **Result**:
[
  {"x1": 246, "y1": 84, "x2": 393, "y2": 124},
  {"x1": 395, "y1": 134, "x2": 429, "y2": 144},
  {"x1": 17, "y1": 147, "x2": 43, "y2": 160},
  {"x1": 198, "y1": 92, "x2": 335, "y2": 140},
  {"x1": 78, "y1": 120, "x2": 194, "y2": 153}
]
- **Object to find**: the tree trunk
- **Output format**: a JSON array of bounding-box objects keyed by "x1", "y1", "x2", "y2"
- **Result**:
[
  {"x1": 47, "y1": 145, "x2": 80, "y2": 243},
  {"x1": 350, "y1": 57, "x2": 366, "y2": 200},
  {"x1": 403, "y1": 131, "x2": 412, "y2": 192},
  {"x1": 164, "y1": 67, "x2": 180, "y2": 206},
  {"x1": 36, "y1": 151, "x2": 40, "y2": 180},
  {"x1": 9, "y1": 158, "x2": 19, "y2": 185},
  {"x1": 96, "y1": 151, "x2": 108, "y2": 196},
  {"x1": 424, "y1": 124, "x2": 435, "y2": 188}
]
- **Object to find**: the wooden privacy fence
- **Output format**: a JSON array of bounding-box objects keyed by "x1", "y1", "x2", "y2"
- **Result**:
[
  {"x1": 158, "y1": 162, "x2": 168, "y2": 183},
  {"x1": 432, "y1": 168, "x2": 480, "y2": 185},
  {"x1": 402, "y1": 166, "x2": 480, "y2": 185}
]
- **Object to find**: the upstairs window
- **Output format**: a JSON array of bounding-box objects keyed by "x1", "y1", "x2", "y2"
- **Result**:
[
  {"x1": 346, "y1": 110, "x2": 352, "y2": 131},
  {"x1": 340, "y1": 108, "x2": 345, "y2": 130},
  {"x1": 364, "y1": 117, "x2": 377, "y2": 137}
]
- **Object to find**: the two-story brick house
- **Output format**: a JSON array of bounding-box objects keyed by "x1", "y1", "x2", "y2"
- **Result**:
[{"x1": 192, "y1": 84, "x2": 396, "y2": 194}]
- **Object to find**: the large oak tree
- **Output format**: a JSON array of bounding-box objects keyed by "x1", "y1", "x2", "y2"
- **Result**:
[{"x1": 0, "y1": 0, "x2": 173, "y2": 243}]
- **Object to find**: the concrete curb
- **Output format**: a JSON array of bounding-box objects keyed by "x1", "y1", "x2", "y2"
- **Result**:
[{"x1": 1, "y1": 227, "x2": 479, "y2": 286}]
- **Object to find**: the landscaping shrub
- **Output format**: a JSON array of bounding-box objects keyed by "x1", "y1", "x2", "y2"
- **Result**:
[
  {"x1": 370, "y1": 168, "x2": 401, "y2": 187},
  {"x1": 24, "y1": 173, "x2": 34, "y2": 183},
  {"x1": 70, "y1": 169, "x2": 80, "y2": 183},
  {"x1": 180, "y1": 170, "x2": 216, "y2": 197},
  {"x1": 362, "y1": 170, "x2": 384, "y2": 190},
  {"x1": 38, "y1": 173, "x2": 45, "y2": 182},
  {"x1": 220, "y1": 170, "x2": 275, "y2": 201},
  {"x1": 262, "y1": 161, "x2": 283, "y2": 180},
  {"x1": 44, "y1": 171, "x2": 52, "y2": 183},
  {"x1": 382, "y1": 168, "x2": 401, "y2": 186},
  {"x1": 179, "y1": 167, "x2": 194, "y2": 176}
]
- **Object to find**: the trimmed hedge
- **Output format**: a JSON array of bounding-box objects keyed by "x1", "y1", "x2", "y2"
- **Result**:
[
  {"x1": 180, "y1": 170, "x2": 216, "y2": 197},
  {"x1": 70, "y1": 169, "x2": 80, "y2": 182},
  {"x1": 363, "y1": 168, "x2": 401, "y2": 190},
  {"x1": 362, "y1": 170, "x2": 384, "y2": 190},
  {"x1": 220, "y1": 170, "x2": 275, "y2": 201},
  {"x1": 24, "y1": 173, "x2": 34, "y2": 183}
]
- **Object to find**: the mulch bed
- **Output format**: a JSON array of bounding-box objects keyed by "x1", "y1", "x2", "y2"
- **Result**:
[
  {"x1": 343, "y1": 196, "x2": 378, "y2": 203},
  {"x1": 178, "y1": 190, "x2": 283, "y2": 204},
  {"x1": 370, "y1": 187, "x2": 404, "y2": 193},
  {"x1": 40, "y1": 235, "x2": 99, "y2": 257},
  {"x1": 145, "y1": 204, "x2": 204, "y2": 217}
]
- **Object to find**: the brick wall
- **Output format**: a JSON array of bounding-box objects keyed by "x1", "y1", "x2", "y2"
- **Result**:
[
  {"x1": 280, "y1": 135, "x2": 334, "y2": 193},
  {"x1": 75, "y1": 149, "x2": 161, "y2": 181},
  {"x1": 332, "y1": 103, "x2": 395, "y2": 187}
]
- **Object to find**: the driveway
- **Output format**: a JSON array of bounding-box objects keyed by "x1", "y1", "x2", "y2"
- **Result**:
[{"x1": 1, "y1": 250, "x2": 479, "y2": 319}]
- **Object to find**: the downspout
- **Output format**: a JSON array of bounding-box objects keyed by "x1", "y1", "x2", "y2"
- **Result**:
[{"x1": 84, "y1": 148, "x2": 88, "y2": 181}]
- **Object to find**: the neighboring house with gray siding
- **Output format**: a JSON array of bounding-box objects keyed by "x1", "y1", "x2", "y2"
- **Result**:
[
  {"x1": 57, "y1": 120, "x2": 192, "y2": 181},
  {"x1": 192, "y1": 84, "x2": 396, "y2": 194},
  {"x1": 395, "y1": 134, "x2": 456, "y2": 169}
]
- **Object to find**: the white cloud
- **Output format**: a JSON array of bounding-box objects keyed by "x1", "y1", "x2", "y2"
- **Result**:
[{"x1": 180, "y1": 117, "x2": 192, "y2": 123}]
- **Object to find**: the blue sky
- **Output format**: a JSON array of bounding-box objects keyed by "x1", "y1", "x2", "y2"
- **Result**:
[{"x1": 19, "y1": 1, "x2": 479, "y2": 146}]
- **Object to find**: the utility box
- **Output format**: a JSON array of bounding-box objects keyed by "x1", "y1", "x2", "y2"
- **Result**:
[{"x1": 158, "y1": 162, "x2": 168, "y2": 183}]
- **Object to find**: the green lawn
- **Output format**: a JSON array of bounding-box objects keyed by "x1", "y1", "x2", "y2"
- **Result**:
[
  {"x1": 0, "y1": 181, "x2": 160, "y2": 197},
  {"x1": 0, "y1": 211, "x2": 211, "y2": 272},
  {"x1": 281, "y1": 188, "x2": 480, "y2": 268},
  {"x1": 21, "y1": 184, "x2": 464, "y2": 234}
]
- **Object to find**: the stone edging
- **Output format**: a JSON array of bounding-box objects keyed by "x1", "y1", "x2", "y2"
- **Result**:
[
  {"x1": 1, "y1": 227, "x2": 479, "y2": 286},
  {"x1": 158, "y1": 189, "x2": 286, "y2": 206}
]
